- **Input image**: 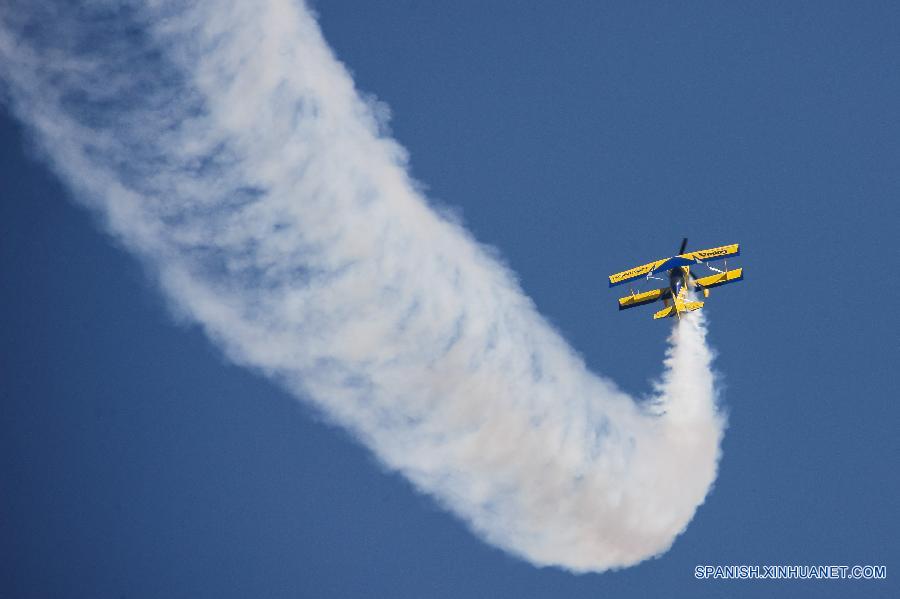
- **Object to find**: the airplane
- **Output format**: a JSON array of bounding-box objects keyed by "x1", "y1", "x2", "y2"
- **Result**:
[{"x1": 609, "y1": 238, "x2": 743, "y2": 320}]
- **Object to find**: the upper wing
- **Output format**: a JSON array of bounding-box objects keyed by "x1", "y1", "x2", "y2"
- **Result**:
[
  {"x1": 610, "y1": 243, "x2": 739, "y2": 286},
  {"x1": 608, "y1": 258, "x2": 666, "y2": 287},
  {"x1": 618, "y1": 287, "x2": 671, "y2": 310},
  {"x1": 694, "y1": 267, "x2": 744, "y2": 289},
  {"x1": 681, "y1": 243, "x2": 740, "y2": 263}
]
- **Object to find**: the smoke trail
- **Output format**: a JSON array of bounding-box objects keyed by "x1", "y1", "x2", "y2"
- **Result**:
[{"x1": 0, "y1": 1, "x2": 725, "y2": 572}]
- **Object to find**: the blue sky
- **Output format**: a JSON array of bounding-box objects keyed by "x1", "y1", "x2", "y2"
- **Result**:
[{"x1": 2, "y1": 1, "x2": 898, "y2": 597}]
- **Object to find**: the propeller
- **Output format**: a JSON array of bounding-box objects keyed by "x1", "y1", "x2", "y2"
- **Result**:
[{"x1": 678, "y1": 237, "x2": 688, "y2": 255}]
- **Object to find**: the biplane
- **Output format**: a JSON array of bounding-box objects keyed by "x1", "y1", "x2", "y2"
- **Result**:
[{"x1": 609, "y1": 238, "x2": 743, "y2": 320}]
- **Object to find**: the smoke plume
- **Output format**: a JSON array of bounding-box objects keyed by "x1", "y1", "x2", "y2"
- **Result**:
[{"x1": 0, "y1": 1, "x2": 725, "y2": 572}]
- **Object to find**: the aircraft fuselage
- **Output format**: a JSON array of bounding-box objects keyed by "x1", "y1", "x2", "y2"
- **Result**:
[{"x1": 668, "y1": 266, "x2": 691, "y2": 299}]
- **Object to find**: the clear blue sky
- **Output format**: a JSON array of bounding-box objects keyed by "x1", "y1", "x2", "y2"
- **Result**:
[{"x1": 2, "y1": 1, "x2": 897, "y2": 597}]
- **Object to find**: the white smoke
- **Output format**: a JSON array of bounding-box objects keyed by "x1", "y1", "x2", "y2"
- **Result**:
[{"x1": 0, "y1": 1, "x2": 725, "y2": 572}]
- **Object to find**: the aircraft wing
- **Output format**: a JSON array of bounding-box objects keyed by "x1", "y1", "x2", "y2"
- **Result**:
[
  {"x1": 694, "y1": 267, "x2": 744, "y2": 289},
  {"x1": 681, "y1": 243, "x2": 740, "y2": 263},
  {"x1": 608, "y1": 258, "x2": 667, "y2": 287},
  {"x1": 618, "y1": 287, "x2": 671, "y2": 310}
]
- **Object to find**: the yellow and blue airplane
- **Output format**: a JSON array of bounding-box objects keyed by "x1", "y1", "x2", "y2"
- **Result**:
[{"x1": 609, "y1": 238, "x2": 743, "y2": 320}]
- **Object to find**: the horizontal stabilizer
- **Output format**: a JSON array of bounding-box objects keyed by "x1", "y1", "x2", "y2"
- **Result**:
[
  {"x1": 653, "y1": 300, "x2": 704, "y2": 320},
  {"x1": 653, "y1": 305, "x2": 676, "y2": 319},
  {"x1": 681, "y1": 300, "x2": 705, "y2": 312}
]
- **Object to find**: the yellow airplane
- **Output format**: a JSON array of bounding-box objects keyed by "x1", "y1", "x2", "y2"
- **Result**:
[{"x1": 609, "y1": 238, "x2": 743, "y2": 320}]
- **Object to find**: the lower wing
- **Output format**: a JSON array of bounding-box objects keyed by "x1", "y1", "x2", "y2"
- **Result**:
[{"x1": 618, "y1": 287, "x2": 671, "y2": 311}]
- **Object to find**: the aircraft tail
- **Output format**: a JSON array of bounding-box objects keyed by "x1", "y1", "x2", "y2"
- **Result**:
[{"x1": 653, "y1": 300, "x2": 704, "y2": 320}]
